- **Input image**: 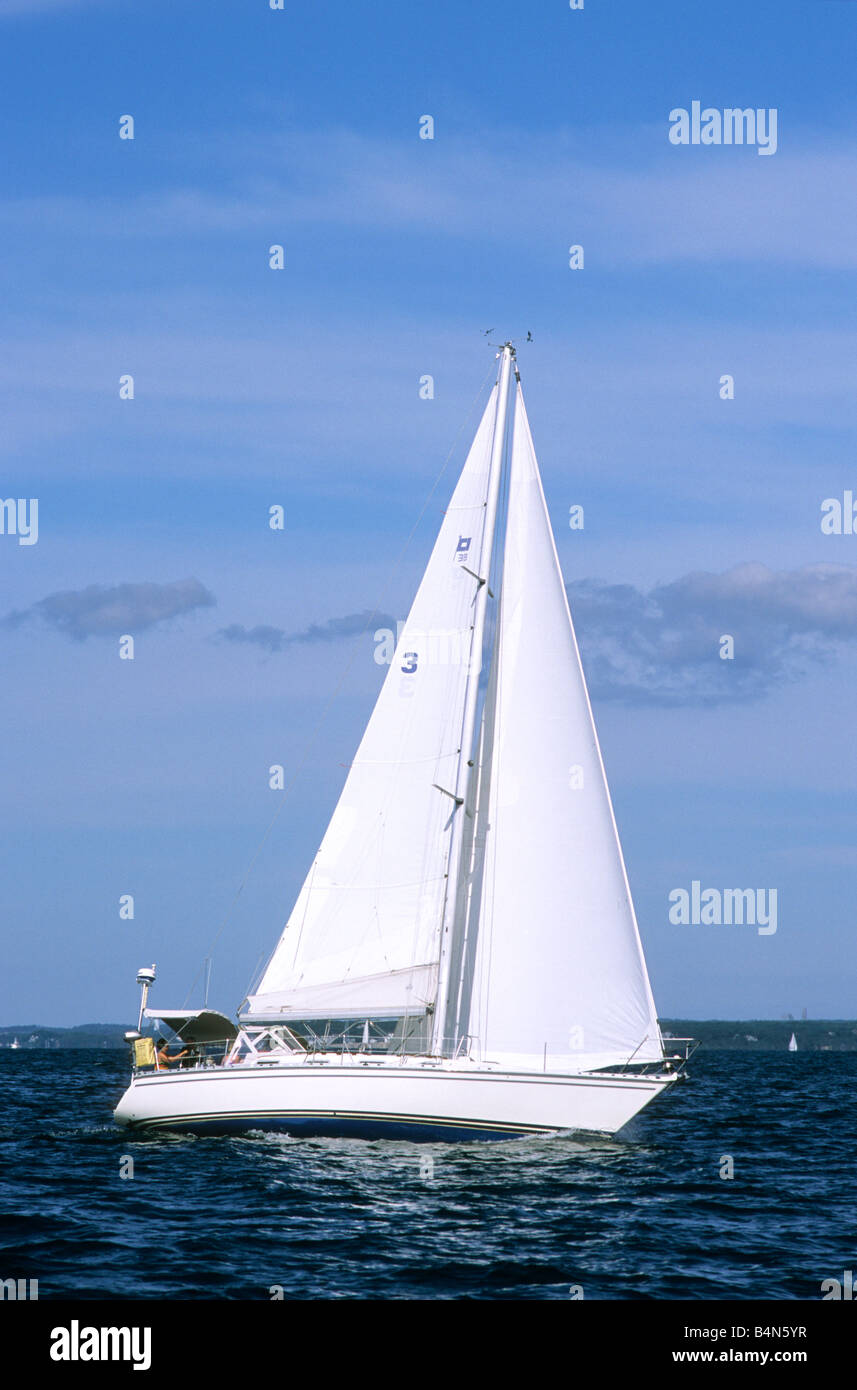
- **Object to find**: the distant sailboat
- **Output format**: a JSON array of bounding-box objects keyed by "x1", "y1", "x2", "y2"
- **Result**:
[
  {"x1": 114, "y1": 344, "x2": 694, "y2": 1141},
  {"x1": 10, "y1": 1037, "x2": 20, "y2": 1050},
  {"x1": 788, "y1": 1033, "x2": 798, "y2": 1051}
]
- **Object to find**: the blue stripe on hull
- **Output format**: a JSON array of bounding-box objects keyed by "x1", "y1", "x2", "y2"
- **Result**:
[{"x1": 129, "y1": 1112, "x2": 557, "y2": 1143}]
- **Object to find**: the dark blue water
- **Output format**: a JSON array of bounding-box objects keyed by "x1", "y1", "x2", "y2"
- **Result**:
[{"x1": 1, "y1": 1050, "x2": 852, "y2": 1300}]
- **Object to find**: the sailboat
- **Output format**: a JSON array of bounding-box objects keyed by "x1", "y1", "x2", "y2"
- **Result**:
[
  {"x1": 788, "y1": 1033, "x2": 798, "y2": 1051},
  {"x1": 114, "y1": 344, "x2": 693, "y2": 1141}
]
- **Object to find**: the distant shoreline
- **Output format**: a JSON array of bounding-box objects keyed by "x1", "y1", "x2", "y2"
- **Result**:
[{"x1": 1, "y1": 1020, "x2": 856, "y2": 1051}]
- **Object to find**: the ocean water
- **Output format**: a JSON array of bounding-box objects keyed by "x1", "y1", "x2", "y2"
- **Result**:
[{"x1": 1, "y1": 1049, "x2": 852, "y2": 1301}]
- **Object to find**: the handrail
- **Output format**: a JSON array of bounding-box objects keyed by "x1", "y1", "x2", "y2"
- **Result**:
[
  {"x1": 129, "y1": 1037, "x2": 254, "y2": 1074},
  {"x1": 128, "y1": 1033, "x2": 702, "y2": 1076}
]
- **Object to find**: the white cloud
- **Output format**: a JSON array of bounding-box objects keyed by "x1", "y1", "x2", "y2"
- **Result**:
[
  {"x1": 0, "y1": 304, "x2": 854, "y2": 481},
  {"x1": 212, "y1": 562, "x2": 857, "y2": 707},
  {"x1": 219, "y1": 610, "x2": 395, "y2": 652},
  {"x1": 1, "y1": 126, "x2": 855, "y2": 266},
  {"x1": 4, "y1": 577, "x2": 215, "y2": 639},
  {"x1": 567, "y1": 562, "x2": 857, "y2": 705}
]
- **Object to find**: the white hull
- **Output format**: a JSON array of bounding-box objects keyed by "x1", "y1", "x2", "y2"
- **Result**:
[{"x1": 114, "y1": 1057, "x2": 678, "y2": 1141}]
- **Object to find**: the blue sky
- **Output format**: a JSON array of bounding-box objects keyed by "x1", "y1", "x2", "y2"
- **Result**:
[{"x1": 1, "y1": 0, "x2": 856, "y2": 1026}]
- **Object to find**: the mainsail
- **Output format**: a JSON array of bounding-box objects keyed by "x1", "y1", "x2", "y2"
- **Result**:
[{"x1": 242, "y1": 376, "x2": 507, "y2": 1023}]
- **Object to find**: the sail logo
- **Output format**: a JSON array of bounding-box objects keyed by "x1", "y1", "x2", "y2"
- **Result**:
[
  {"x1": 669, "y1": 882, "x2": 777, "y2": 935},
  {"x1": 50, "y1": 1320, "x2": 151, "y2": 1371},
  {"x1": 0, "y1": 497, "x2": 39, "y2": 545},
  {"x1": 454, "y1": 536, "x2": 472, "y2": 562},
  {"x1": 669, "y1": 102, "x2": 778, "y2": 155}
]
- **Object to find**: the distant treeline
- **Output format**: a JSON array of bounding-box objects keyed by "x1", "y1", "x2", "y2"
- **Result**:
[
  {"x1": 662, "y1": 1020, "x2": 857, "y2": 1051},
  {"x1": 2, "y1": 1019, "x2": 857, "y2": 1051},
  {"x1": 0, "y1": 1024, "x2": 129, "y2": 1050}
]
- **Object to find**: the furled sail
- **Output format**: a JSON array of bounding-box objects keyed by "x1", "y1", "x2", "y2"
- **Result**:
[
  {"x1": 242, "y1": 385, "x2": 502, "y2": 1022},
  {"x1": 465, "y1": 384, "x2": 664, "y2": 1070}
]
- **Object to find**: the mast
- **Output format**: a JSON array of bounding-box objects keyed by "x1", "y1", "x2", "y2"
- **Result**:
[
  {"x1": 431, "y1": 343, "x2": 515, "y2": 1055},
  {"x1": 442, "y1": 631, "x2": 499, "y2": 1055}
]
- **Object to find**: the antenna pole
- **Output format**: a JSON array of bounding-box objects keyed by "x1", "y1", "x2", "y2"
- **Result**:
[{"x1": 136, "y1": 964, "x2": 156, "y2": 1032}]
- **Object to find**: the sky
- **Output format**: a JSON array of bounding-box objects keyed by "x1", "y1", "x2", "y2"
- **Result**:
[{"x1": 1, "y1": 0, "x2": 856, "y2": 1027}]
